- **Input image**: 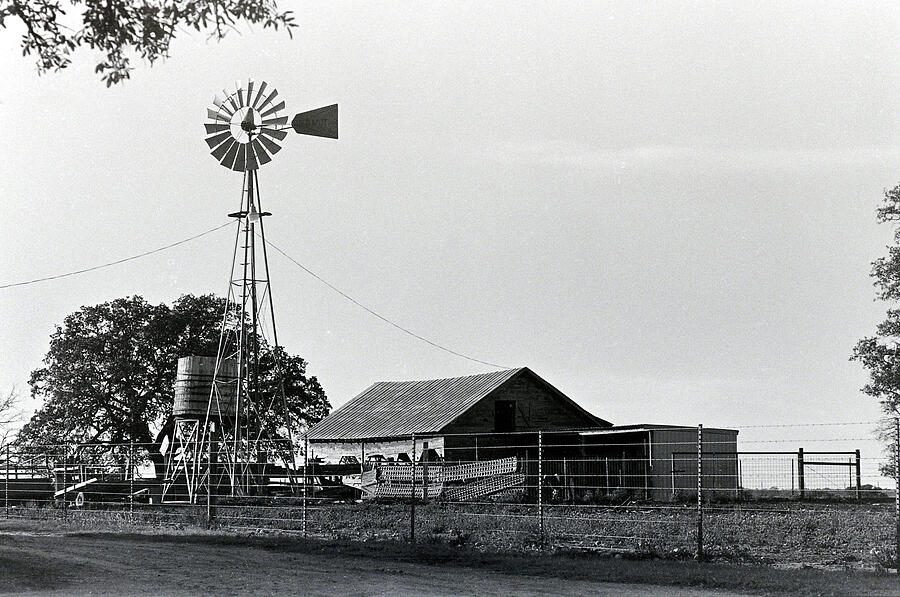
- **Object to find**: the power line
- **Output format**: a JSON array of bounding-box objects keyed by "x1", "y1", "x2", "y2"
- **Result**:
[
  {"x1": 0, "y1": 222, "x2": 232, "y2": 290},
  {"x1": 1, "y1": 220, "x2": 508, "y2": 370},
  {"x1": 262, "y1": 236, "x2": 509, "y2": 369}
]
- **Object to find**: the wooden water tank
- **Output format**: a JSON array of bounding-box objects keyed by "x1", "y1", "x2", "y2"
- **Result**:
[{"x1": 173, "y1": 356, "x2": 238, "y2": 419}]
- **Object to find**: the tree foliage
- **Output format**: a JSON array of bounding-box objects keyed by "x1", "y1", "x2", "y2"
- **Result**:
[
  {"x1": 851, "y1": 183, "x2": 900, "y2": 473},
  {"x1": 0, "y1": 0, "x2": 296, "y2": 85},
  {"x1": 17, "y1": 294, "x2": 330, "y2": 451}
]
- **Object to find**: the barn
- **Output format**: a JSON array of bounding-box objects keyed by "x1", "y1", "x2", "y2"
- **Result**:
[
  {"x1": 307, "y1": 367, "x2": 739, "y2": 501},
  {"x1": 307, "y1": 367, "x2": 611, "y2": 464}
]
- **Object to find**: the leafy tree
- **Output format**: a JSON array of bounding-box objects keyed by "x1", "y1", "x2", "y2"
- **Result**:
[
  {"x1": 0, "y1": 0, "x2": 296, "y2": 86},
  {"x1": 852, "y1": 183, "x2": 900, "y2": 474},
  {"x1": 18, "y1": 294, "x2": 330, "y2": 470}
]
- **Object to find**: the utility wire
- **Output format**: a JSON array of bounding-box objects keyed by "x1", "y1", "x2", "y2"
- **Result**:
[
  {"x1": 262, "y1": 236, "x2": 509, "y2": 369},
  {"x1": 0, "y1": 222, "x2": 232, "y2": 289},
  {"x1": 1, "y1": 220, "x2": 508, "y2": 370}
]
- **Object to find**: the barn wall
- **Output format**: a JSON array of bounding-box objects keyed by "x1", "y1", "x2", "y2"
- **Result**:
[
  {"x1": 309, "y1": 436, "x2": 444, "y2": 464},
  {"x1": 650, "y1": 428, "x2": 739, "y2": 501},
  {"x1": 443, "y1": 371, "x2": 600, "y2": 437}
]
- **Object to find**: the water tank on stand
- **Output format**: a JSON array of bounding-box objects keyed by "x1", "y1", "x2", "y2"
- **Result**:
[{"x1": 172, "y1": 356, "x2": 238, "y2": 420}]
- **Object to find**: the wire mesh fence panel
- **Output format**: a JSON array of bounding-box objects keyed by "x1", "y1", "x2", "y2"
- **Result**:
[{"x1": 2, "y1": 421, "x2": 899, "y2": 570}]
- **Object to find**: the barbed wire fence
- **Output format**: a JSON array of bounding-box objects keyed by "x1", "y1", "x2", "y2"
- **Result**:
[{"x1": 2, "y1": 419, "x2": 899, "y2": 569}]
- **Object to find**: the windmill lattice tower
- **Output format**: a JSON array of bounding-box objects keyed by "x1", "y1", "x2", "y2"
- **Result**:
[{"x1": 161, "y1": 80, "x2": 337, "y2": 503}]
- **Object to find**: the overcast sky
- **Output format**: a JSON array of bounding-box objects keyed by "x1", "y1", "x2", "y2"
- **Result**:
[{"x1": 1, "y1": 2, "x2": 898, "y2": 470}]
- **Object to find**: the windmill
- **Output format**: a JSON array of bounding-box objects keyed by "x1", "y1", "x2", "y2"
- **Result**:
[{"x1": 162, "y1": 80, "x2": 337, "y2": 502}]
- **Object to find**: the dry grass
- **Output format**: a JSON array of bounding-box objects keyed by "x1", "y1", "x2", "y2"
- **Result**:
[{"x1": 5, "y1": 498, "x2": 896, "y2": 571}]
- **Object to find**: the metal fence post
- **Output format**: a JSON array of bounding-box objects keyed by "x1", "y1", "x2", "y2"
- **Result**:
[
  {"x1": 670, "y1": 452, "x2": 676, "y2": 500},
  {"x1": 895, "y1": 417, "x2": 899, "y2": 568},
  {"x1": 410, "y1": 433, "x2": 416, "y2": 544},
  {"x1": 855, "y1": 449, "x2": 862, "y2": 500},
  {"x1": 5, "y1": 444, "x2": 9, "y2": 518},
  {"x1": 696, "y1": 424, "x2": 703, "y2": 559},
  {"x1": 303, "y1": 435, "x2": 308, "y2": 538},
  {"x1": 62, "y1": 447, "x2": 68, "y2": 521},
  {"x1": 538, "y1": 430, "x2": 544, "y2": 548},
  {"x1": 129, "y1": 441, "x2": 134, "y2": 520}
]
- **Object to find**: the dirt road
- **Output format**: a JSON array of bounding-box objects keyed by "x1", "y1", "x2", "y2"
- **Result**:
[{"x1": 0, "y1": 529, "x2": 748, "y2": 597}]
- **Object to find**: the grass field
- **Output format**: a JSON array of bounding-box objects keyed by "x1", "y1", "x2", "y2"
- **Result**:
[{"x1": 7, "y1": 497, "x2": 895, "y2": 572}]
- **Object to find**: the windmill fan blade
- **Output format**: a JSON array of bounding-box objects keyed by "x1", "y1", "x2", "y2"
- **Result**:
[
  {"x1": 245, "y1": 143, "x2": 259, "y2": 170},
  {"x1": 291, "y1": 104, "x2": 338, "y2": 139},
  {"x1": 205, "y1": 123, "x2": 229, "y2": 134},
  {"x1": 258, "y1": 134, "x2": 282, "y2": 156},
  {"x1": 260, "y1": 101, "x2": 285, "y2": 118},
  {"x1": 257, "y1": 89, "x2": 279, "y2": 113},
  {"x1": 252, "y1": 81, "x2": 268, "y2": 109},
  {"x1": 213, "y1": 93, "x2": 225, "y2": 109},
  {"x1": 211, "y1": 138, "x2": 235, "y2": 161},
  {"x1": 246, "y1": 80, "x2": 255, "y2": 106},
  {"x1": 260, "y1": 127, "x2": 287, "y2": 141},
  {"x1": 236, "y1": 81, "x2": 244, "y2": 107},
  {"x1": 227, "y1": 90, "x2": 240, "y2": 113},
  {"x1": 252, "y1": 139, "x2": 272, "y2": 165},
  {"x1": 205, "y1": 130, "x2": 232, "y2": 149},
  {"x1": 232, "y1": 144, "x2": 247, "y2": 171},
  {"x1": 221, "y1": 141, "x2": 240, "y2": 169},
  {"x1": 261, "y1": 116, "x2": 288, "y2": 126},
  {"x1": 207, "y1": 108, "x2": 229, "y2": 122}
]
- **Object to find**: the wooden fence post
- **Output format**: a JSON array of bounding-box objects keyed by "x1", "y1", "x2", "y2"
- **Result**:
[
  {"x1": 696, "y1": 424, "x2": 703, "y2": 560},
  {"x1": 798, "y1": 448, "x2": 805, "y2": 499}
]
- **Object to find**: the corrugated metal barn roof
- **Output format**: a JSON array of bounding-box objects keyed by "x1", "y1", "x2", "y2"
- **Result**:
[{"x1": 307, "y1": 368, "x2": 526, "y2": 440}]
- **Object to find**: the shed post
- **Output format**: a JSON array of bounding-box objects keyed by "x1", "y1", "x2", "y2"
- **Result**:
[
  {"x1": 538, "y1": 430, "x2": 544, "y2": 549},
  {"x1": 410, "y1": 434, "x2": 416, "y2": 544},
  {"x1": 855, "y1": 449, "x2": 862, "y2": 500},
  {"x1": 798, "y1": 448, "x2": 805, "y2": 499},
  {"x1": 696, "y1": 424, "x2": 703, "y2": 559}
]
